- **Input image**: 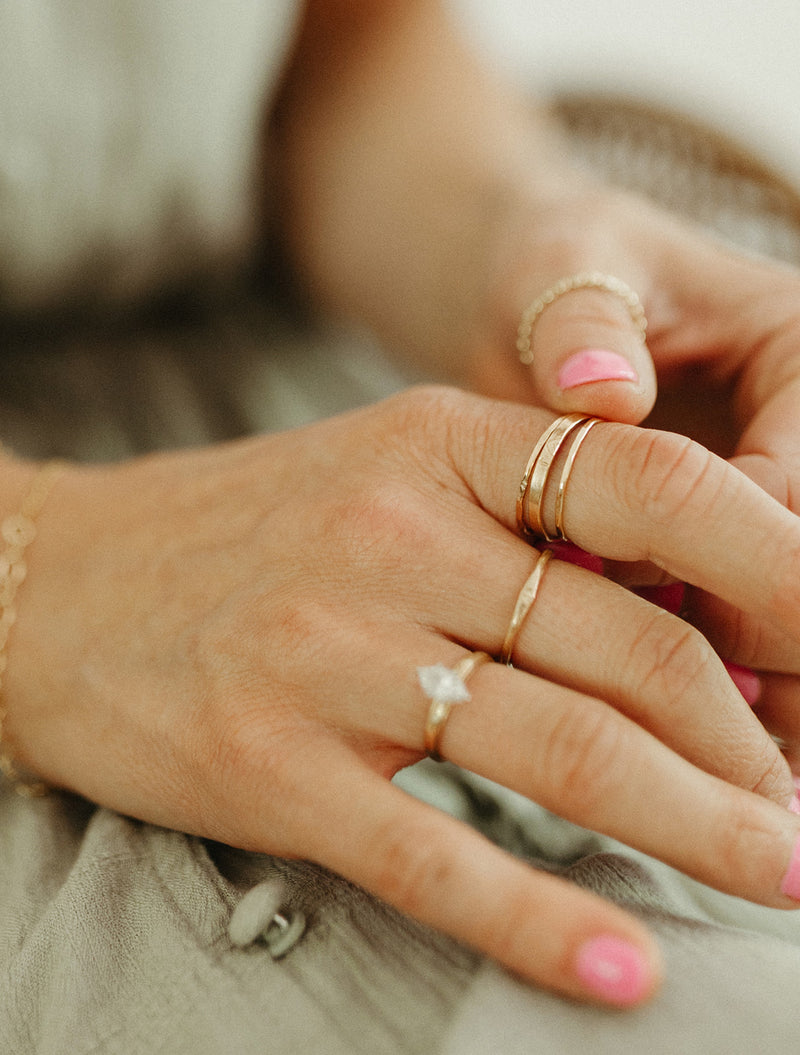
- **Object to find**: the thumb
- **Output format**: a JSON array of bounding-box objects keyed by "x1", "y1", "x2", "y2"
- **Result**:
[{"x1": 518, "y1": 273, "x2": 657, "y2": 424}]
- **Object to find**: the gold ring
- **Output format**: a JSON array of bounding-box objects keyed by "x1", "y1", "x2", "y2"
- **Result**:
[
  {"x1": 517, "y1": 271, "x2": 647, "y2": 365},
  {"x1": 418, "y1": 651, "x2": 492, "y2": 762},
  {"x1": 500, "y1": 548, "x2": 553, "y2": 666},
  {"x1": 553, "y1": 416, "x2": 602, "y2": 540},
  {"x1": 516, "y1": 414, "x2": 595, "y2": 540}
]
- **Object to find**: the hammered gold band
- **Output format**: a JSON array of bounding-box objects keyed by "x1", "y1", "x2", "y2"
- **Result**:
[
  {"x1": 516, "y1": 414, "x2": 602, "y2": 543},
  {"x1": 500, "y1": 548, "x2": 553, "y2": 666},
  {"x1": 517, "y1": 271, "x2": 647, "y2": 365},
  {"x1": 553, "y1": 417, "x2": 602, "y2": 539},
  {"x1": 420, "y1": 651, "x2": 492, "y2": 762}
]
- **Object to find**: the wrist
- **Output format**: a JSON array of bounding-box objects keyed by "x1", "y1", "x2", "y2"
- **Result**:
[
  {"x1": 0, "y1": 454, "x2": 76, "y2": 793},
  {"x1": 271, "y1": 0, "x2": 584, "y2": 375}
]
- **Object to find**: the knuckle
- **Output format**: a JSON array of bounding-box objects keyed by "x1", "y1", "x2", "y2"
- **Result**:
[
  {"x1": 539, "y1": 700, "x2": 634, "y2": 819},
  {"x1": 715, "y1": 797, "x2": 784, "y2": 894},
  {"x1": 207, "y1": 702, "x2": 291, "y2": 791},
  {"x1": 370, "y1": 813, "x2": 457, "y2": 920},
  {"x1": 699, "y1": 602, "x2": 765, "y2": 668},
  {"x1": 472, "y1": 882, "x2": 543, "y2": 967},
  {"x1": 745, "y1": 746, "x2": 791, "y2": 803},
  {"x1": 622, "y1": 429, "x2": 725, "y2": 528},
  {"x1": 325, "y1": 475, "x2": 442, "y2": 581},
  {"x1": 623, "y1": 608, "x2": 712, "y2": 713},
  {"x1": 258, "y1": 590, "x2": 341, "y2": 672},
  {"x1": 387, "y1": 384, "x2": 466, "y2": 447},
  {"x1": 167, "y1": 684, "x2": 303, "y2": 842}
]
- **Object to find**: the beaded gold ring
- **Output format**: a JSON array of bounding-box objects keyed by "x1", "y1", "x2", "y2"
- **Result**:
[{"x1": 517, "y1": 271, "x2": 647, "y2": 365}]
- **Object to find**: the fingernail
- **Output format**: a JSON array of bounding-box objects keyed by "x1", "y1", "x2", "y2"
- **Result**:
[
  {"x1": 574, "y1": 935, "x2": 652, "y2": 1006},
  {"x1": 789, "y1": 794, "x2": 800, "y2": 816},
  {"x1": 558, "y1": 349, "x2": 638, "y2": 390},
  {"x1": 723, "y1": 661, "x2": 762, "y2": 706},
  {"x1": 780, "y1": 834, "x2": 800, "y2": 900}
]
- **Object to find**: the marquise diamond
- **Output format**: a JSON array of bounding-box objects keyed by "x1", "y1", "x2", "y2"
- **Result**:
[{"x1": 417, "y1": 664, "x2": 471, "y2": 704}]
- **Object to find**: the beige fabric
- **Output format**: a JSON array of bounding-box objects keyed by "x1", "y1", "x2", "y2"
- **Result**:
[
  {"x1": 3, "y1": 8, "x2": 800, "y2": 1053},
  {"x1": 0, "y1": 0, "x2": 300, "y2": 311}
]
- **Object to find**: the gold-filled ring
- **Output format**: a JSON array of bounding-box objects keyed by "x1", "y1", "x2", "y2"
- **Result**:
[
  {"x1": 516, "y1": 414, "x2": 592, "y2": 541},
  {"x1": 553, "y1": 417, "x2": 602, "y2": 541},
  {"x1": 500, "y1": 548, "x2": 553, "y2": 666},
  {"x1": 419, "y1": 651, "x2": 492, "y2": 762}
]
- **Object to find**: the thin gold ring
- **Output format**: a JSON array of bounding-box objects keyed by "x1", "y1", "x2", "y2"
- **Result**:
[
  {"x1": 516, "y1": 414, "x2": 591, "y2": 540},
  {"x1": 517, "y1": 271, "x2": 647, "y2": 365},
  {"x1": 553, "y1": 417, "x2": 602, "y2": 541},
  {"x1": 419, "y1": 651, "x2": 492, "y2": 762},
  {"x1": 500, "y1": 548, "x2": 553, "y2": 666}
]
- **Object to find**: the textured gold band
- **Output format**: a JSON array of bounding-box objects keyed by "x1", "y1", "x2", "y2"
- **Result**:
[
  {"x1": 516, "y1": 414, "x2": 589, "y2": 540},
  {"x1": 500, "y1": 549, "x2": 553, "y2": 667},
  {"x1": 516, "y1": 414, "x2": 604, "y2": 543},
  {"x1": 553, "y1": 417, "x2": 602, "y2": 540}
]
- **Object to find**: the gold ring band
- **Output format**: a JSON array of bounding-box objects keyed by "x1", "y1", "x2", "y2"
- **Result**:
[
  {"x1": 500, "y1": 548, "x2": 553, "y2": 666},
  {"x1": 553, "y1": 417, "x2": 602, "y2": 540},
  {"x1": 517, "y1": 271, "x2": 647, "y2": 366},
  {"x1": 419, "y1": 651, "x2": 492, "y2": 762},
  {"x1": 516, "y1": 414, "x2": 592, "y2": 540}
]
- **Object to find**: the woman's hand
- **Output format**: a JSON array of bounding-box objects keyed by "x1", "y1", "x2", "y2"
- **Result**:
[
  {"x1": 6, "y1": 387, "x2": 800, "y2": 1007},
  {"x1": 272, "y1": 0, "x2": 800, "y2": 755},
  {"x1": 472, "y1": 184, "x2": 800, "y2": 763}
]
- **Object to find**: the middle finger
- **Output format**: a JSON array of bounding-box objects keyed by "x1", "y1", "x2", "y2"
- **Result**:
[{"x1": 405, "y1": 518, "x2": 794, "y2": 806}]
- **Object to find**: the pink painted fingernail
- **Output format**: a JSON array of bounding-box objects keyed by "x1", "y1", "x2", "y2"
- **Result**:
[
  {"x1": 723, "y1": 661, "x2": 762, "y2": 706},
  {"x1": 558, "y1": 349, "x2": 638, "y2": 390},
  {"x1": 780, "y1": 834, "x2": 800, "y2": 900},
  {"x1": 574, "y1": 935, "x2": 652, "y2": 1006}
]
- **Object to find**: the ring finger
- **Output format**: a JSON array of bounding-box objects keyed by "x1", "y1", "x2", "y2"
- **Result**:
[
  {"x1": 296, "y1": 626, "x2": 800, "y2": 913},
  {"x1": 370, "y1": 499, "x2": 795, "y2": 807}
]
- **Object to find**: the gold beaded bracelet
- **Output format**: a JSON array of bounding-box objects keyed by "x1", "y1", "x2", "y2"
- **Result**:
[{"x1": 0, "y1": 459, "x2": 65, "y2": 797}]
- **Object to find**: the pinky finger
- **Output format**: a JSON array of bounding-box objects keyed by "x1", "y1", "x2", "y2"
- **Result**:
[{"x1": 295, "y1": 749, "x2": 663, "y2": 1008}]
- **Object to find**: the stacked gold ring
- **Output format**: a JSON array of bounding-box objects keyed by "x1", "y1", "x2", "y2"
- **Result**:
[
  {"x1": 516, "y1": 414, "x2": 602, "y2": 542},
  {"x1": 500, "y1": 548, "x2": 553, "y2": 666}
]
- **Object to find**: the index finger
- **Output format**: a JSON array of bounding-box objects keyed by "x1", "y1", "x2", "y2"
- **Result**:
[{"x1": 445, "y1": 392, "x2": 800, "y2": 647}]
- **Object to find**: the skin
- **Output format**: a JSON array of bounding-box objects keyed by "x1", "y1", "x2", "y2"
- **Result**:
[{"x1": 4, "y1": 0, "x2": 800, "y2": 1008}]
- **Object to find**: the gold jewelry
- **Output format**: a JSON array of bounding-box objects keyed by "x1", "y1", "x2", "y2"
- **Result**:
[
  {"x1": 0, "y1": 459, "x2": 66, "y2": 797},
  {"x1": 517, "y1": 271, "x2": 647, "y2": 365},
  {"x1": 500, "y1": 548, "x2": 553, "y2": 666},
  {"x1": 516, "y1": 414, "x2": 590, "y2": 540},
  {"x1": 553, "y1": 416, "x2": 602, "y2": 540},
  {"x1": 418, "y1": 651, "x2": 492, "y2": 762}
]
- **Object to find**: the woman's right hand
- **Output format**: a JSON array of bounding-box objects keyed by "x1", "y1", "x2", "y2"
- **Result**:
[{"x1": 4, "y1": 386, "x2": 800, "y2": 1007}]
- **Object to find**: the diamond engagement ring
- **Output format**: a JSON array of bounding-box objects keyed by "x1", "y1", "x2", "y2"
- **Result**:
[{"x1": 418, "y1": 652, "x2": 492, "y2": 762}]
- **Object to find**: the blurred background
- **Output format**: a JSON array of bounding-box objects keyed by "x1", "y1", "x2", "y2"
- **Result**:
[{"x1": 454, "y1": 0, "x2": 800, "y2": 188}]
